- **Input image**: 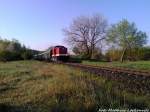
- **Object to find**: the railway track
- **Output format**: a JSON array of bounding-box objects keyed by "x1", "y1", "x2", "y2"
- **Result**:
[
  {"x1": 66, "y1": 62, "x2": 150, "y2": 76},
  {"x1": 58, "y1": 62, "x2": 150, "y2": 94}
]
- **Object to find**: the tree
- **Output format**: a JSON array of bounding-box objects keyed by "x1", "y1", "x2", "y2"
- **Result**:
[
  {"x1": 0, "y1": 38, "x2": 34, "y2": 61},
  {"x1": 72, "y1": 46, "x2": 81, "y2": 55},
  {"x1": 107, "y1": 19, "x2": 147, "y2": 62},
  {"x1": 63, "y1": 14, "x2": 107, "y2": 59}
]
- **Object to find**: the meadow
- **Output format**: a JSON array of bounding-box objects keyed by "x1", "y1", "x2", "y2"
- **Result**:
[
  {"x1": 0, "y1": 61, "x2": 149, "y2": 112},
  {"x1": 82, "y1": 61, "x2": 150, "y2": 71}
]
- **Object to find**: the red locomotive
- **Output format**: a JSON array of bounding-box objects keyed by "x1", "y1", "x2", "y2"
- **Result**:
[
  {"x1": 34, "y1": 45, "x2": 69, "y2": 61},
  {"x1": 51, "y1": 46, "x2": 69, "y2": 61}
]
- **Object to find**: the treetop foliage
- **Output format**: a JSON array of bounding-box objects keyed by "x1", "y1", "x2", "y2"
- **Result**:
[
  {"x1": 0, "y1": 38, "x2": 33, "y2": 61},
  {"x1": 107, "y1": 19, "x2": 147, "y2": 48}
]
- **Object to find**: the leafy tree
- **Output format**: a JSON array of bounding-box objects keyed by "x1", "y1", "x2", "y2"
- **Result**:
[{"x1": 107, "y1": 19, "x2": 147, "y2": 62}]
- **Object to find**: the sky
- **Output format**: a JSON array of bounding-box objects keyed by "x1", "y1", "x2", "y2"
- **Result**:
[{"x1": 0, "y1": 0, "x2": 150, "y2": 50}]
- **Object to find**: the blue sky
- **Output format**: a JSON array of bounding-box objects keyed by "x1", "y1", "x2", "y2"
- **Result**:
[{"x1": 0, "y1": 0, "x2": 150, "y2": 50}]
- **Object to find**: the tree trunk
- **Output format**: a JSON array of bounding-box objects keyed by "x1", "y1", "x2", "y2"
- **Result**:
[
  {"x1": 85, "y1": 44, "x2": 90, "y2": 58},
  {"x1": 90, "y1": 44, "x2": 95, "y2": 59},
  {"x1": 120, "y1": 47, "x2": 127, "y2": 62}
]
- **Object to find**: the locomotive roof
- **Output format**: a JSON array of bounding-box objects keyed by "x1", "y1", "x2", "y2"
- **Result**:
[
  {"x1": 45, "y1": 45, "x2": 66, "y2": 51},
  {"x1": 54, "y1": 45, "x2": 66, "y2": 48}
]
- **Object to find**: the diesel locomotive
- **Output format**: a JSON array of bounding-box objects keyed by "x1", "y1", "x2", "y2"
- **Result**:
[{"x1": 34, "y1": 45, "x2": 69, "y2": 62}]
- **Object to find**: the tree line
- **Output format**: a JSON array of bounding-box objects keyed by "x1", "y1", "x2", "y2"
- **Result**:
[
  {"x1": 63, "y1": 14, "x2": 150, "y2": 62},
  {"x1": 0, "y1": 38, "x2": 38, "y2": 61}
]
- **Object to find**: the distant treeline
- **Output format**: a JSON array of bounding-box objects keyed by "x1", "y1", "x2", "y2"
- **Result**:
[
  {"x1": 72, "y1": 46, "x2": 150, "y2": 62},
  {"x1": 0, "y1": 38, "x2": 39, "y2": 61},
  {"x1": 105, "y1": 47, "x2": 150, "y2": 61}
]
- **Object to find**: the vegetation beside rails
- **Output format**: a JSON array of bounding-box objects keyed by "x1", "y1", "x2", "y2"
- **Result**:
[
  {"x1": 82, "y1": 60, "x2": 150, "y2": 71},
  {"x1": 0, "y1": 61, "x2": 149, "y2": 112}
]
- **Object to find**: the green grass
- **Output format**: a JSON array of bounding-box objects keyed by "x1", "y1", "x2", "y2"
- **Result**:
[
  {"x1": 0, "y1": 61, "x2": 149, "y2": 112},
  {"x1": 82, "y1": 60, "x2": 150, "y2": 71}
]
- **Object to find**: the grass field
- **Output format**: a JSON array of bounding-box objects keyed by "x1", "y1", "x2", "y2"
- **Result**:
[
  {"x1": 0, "y1": 61, "x2": 150, "y2": 112},
  {"x1": 82, "y1": 61, "x2": 150, "y2": 71}
]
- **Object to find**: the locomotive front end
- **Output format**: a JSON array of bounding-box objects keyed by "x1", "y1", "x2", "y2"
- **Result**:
[{"x1": 51, "y1": 46, "x2": 69, "y2": 61}]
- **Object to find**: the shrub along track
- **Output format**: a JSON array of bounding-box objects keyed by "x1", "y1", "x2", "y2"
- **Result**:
[{"x1": 58, "y1": 62, "x2": 150, "y2": 95}]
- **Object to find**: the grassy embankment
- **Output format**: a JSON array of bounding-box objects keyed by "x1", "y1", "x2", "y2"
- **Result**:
[
  {"x1": 0, "y1": 61, "x2": 150, "y2": 112},
  {"x1": 82, "y1": 61, "x2": 150, "y2": 71}
]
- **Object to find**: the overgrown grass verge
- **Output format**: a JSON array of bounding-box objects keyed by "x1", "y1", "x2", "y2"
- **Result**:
[{"x1": 0, "y1": 61, "x2": 149, "y2": 112}]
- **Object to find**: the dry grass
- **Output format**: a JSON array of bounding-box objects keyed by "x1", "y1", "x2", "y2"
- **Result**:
[{"x1": 0, "y1": 61, "x2": 149, "y2": 112}]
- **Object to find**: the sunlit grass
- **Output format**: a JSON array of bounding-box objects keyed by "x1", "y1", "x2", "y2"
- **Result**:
[
  {"x1": 0, "y1": 61, "x2": 149, "y2": 112},
  {"x1": 82, "y1": 60, "x2": 150, "y2": 70}
]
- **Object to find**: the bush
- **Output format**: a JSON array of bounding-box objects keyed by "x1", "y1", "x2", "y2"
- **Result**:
[
  {"x1": 105, "y1": 49, "x2": 121, "y2": 61},
  {"x1": 105, "y1": 47, "x2": 150, "y2": 61},
  {"x1": 139, "y1": 47, "x2": 150, "y2": 60},
  {"x1": 21, "y1": 50, "x2": 33, "y2": 60},
  {"x1": 0, "y1": 51, "x2": 22, "y2": 61},
  {"x1": 0, "y1": 51, "x2": 12, "y2": 61},
  {"x1": 0, "y1": 38, "x2": 35, "y2": 61}
]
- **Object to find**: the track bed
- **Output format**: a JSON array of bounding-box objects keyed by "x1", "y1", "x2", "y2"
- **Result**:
[{"x1": 62, "y1": 62, "x2": 150, "y2": 95}]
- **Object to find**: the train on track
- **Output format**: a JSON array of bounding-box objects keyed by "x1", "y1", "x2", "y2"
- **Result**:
[{"x1": 34, "y1": 45, "x2": 69, "y2": 62}]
